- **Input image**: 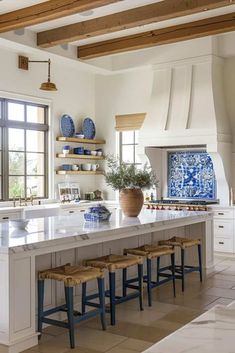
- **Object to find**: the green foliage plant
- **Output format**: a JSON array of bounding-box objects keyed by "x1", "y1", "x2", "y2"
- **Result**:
[{"x1": 105, "y1": 155, "x2": 158, "y2": 191}]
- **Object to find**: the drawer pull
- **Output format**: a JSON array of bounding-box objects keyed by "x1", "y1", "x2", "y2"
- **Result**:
[
  {"x1": 69, "y1": 211, "x2": 74, "y2": 214},
  {"x1": 2, "y1": 216, "x2": 9, "y2": 220},
  {"x1": 218, "y1": 226, "x2": 224, "y2": 229},
  {"x1": 219, "y1": 241, "x2": 224, "y2": 245},
  {"x1": 218, "y1": 213, "x2": 224, "y2": 215}
]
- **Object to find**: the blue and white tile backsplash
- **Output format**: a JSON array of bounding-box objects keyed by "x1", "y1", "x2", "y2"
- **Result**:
[{"x1": 168, "y1": 151, "x2": 216, "y2": 200}]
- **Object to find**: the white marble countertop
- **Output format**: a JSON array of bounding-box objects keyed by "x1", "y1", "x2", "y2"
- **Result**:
[
  {"x1": 142, "y1": 304, "x2": 235, "y2": 353},
  {"x1": 0, "y1": 208, "x2": 212, "y2": 255}
]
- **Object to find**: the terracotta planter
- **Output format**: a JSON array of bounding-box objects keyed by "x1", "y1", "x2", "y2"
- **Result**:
[{"x1": 119, "y1": 189, "x2": 144, "y2": 217}]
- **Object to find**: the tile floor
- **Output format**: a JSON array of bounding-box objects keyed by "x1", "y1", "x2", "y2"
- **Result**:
[{"x1": 24, "y1": 255, "x2": 235, "y2": 353}]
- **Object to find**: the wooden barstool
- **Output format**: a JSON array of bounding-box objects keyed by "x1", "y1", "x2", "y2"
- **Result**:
[
  {"x1": 124, "y1": 245, "x2": 176, "y2": 307},
  {"x1": 83, "y1": 254, "x2": 143, "y2": 325},
  {"x1": 159, "y1": 236, "x2": 202, "y2": 291},
  {"x1": 38, "y1": 263, "x2": 106, "y2": 349}
]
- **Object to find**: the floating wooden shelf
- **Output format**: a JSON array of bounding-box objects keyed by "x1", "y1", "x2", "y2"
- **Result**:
[
  {"x1": 57, "y1": 136, "x2": 105, "y2": 145},
  {"x1": 57, "y1": 154, "x2": 104, "y2": 160},
  {"x1": 56, "y1": 170, "x2": 103, "y2": 175}
]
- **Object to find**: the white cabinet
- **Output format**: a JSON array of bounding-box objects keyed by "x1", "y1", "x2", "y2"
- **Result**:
[
  {"x1": 214, "y1": 237, "x2": 233, "y2": 253},
  {"x1": 214, "y1": 209, "x2": 233, "y2": 219},
  {"x1": 24, "y1": 206, "x2": 60, "y2": 219},
  {"x1": 59, "y1": 207, "x2": 87, "y2": 216},
  {"x1": 0, "y1": 209, "x2": 23, "y2": 221},
  {"x1": 213, "y1": 208, "x2": 234, "y2": 253}
]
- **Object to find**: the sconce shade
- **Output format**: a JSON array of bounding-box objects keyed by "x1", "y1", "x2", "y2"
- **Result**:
[
  {"x1": 18, "y1": 56, "x2": 58, "y2": 91},
  {"x1": 40, "y1": 81, "x2": 58, "y2": 91}
]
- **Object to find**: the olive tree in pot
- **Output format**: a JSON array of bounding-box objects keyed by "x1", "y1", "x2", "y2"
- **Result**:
[{"x1": 105, "y1": 156, "x2": 158, "y2": 217}]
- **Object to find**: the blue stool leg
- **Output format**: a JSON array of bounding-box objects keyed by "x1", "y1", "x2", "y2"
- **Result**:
[
  {"x1": 138, "y1": 264, "x2": 144, "y2": 311},
  {"x1": 171, "y1": 253, "x2": 176, "y2": 297},
  {"x1": 181, "y1": 248, "x2": 185, "y2": 292},
  {"x1": 98, "y1": 277, "x2": 106, "y2": 331},
  {"x1": 81, "y1": 282, "x2": 87, "y2": 315},
  {"x1": 122, "y1": 268, "x2": 127, "y2": 297},
  {"x1": 198, "y1": 244, "x2": 203, "y2": 282},
  {"x1": 147, "y1": 258, "x2": 152, "y2": 307},
  {"x1": 157, "y1": 257, "x2": 160, "y2": 285},
  {"x1": 65, "y1": 286, "x2": 75, "y2": 349},
  {"x1": 109, "y1": 271, "x2": 116, "y2": 326},
  {"x1": 37, "y1": 279, "x2": 44, "y2": 337}
]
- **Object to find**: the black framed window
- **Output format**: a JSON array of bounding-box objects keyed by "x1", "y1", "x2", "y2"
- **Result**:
[
  {"x1": 119, "y1": 130, "x2": 141, "y2": 167},
  {"x1": 0, "y1": 98, "x2": 49, "y2": 200}
]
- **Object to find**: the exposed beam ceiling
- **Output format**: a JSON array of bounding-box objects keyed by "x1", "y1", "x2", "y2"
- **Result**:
[
  {"x1": 77, "y1": 11, "x2": 235, "y2": 59},
  {"x1": 0, "y1": 0, "x2": 121, "y2": 33},
  {"x1": 37, "y1": 0, "x2": 235, "y2": 48}
]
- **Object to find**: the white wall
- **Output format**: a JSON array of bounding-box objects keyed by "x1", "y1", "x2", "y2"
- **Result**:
[
  {"x1": 95, "y1": 68, "x2": 153, "y2": 199},
  {"x1": 224, "y1": 57, "x2": 235, "y2": 194},
  {"x1": 0, "y1": 45, "x2": 98, "y2": 199}
]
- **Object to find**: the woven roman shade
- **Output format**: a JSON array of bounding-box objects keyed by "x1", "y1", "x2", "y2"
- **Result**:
[{"x1": 115, "y1": 113, "x2": 146, "y2": 131}]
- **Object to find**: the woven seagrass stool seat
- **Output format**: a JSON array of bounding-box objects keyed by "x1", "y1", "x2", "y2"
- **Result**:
[
  {"x1": 124, "y1": 245, "x2": 176, "y2": 307},
  {"x1": 159, "y1": 237, "x2": 201, "y2": 249},
  {"x1": 159, "y1": 236, "x2": 202, "y2": 291},
  {"x1": 83, "y1": 254, "x2": 144, "y2": 325},
  {"x1": 37, "y1": 264, "x2": 106, "y2": 349}
]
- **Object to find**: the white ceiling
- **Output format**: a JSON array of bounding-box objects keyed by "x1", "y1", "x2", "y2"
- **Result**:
[{"x1": 0, "y1": 0, "x2": 48, "y2": 14}]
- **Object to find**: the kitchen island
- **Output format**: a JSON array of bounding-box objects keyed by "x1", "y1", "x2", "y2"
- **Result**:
[{"x1": 0, "y1": 208, "x2": 213, "y2": 353}]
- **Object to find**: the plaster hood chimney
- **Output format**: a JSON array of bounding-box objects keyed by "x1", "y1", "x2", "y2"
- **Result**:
[{"x1": 138, "y1": 55, "x2": 232, "y2": 205}]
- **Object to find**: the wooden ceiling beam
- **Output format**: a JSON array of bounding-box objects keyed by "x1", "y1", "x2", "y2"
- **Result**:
[
  {"x1": 37, "y1": 0, "x2": 235, "y2": 48},
  {"x1": 0, "y1": 0, "x2": 121, "y2": 33},
  {"x1": 77, "y1": 11, "x2": 235, "y2": 59}
]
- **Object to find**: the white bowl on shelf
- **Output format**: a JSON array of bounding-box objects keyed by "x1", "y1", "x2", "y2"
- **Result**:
[
  {"x1": 91, "y1": 151, "x2": 97, "y2": 156},
  {"x1": 75, "y1": 134, "x2": 85, "y2": 139},
  {"x1": 10, "y1": 219, "x2": 29, "y2": 230},
  {"x1": 62, "y1": 149, "x2": 70, "y2": 155}
]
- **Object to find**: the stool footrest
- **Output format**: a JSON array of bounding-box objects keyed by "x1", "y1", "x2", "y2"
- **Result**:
[
  {"x1": 42, "y1": 317, "x2": 68, "y2": 329},
  {"x1": 158, "y1": 265, "x2": 172, "y2": 273},
  {"x1": 42, "y1": 307, "x2": 102, "y2": 327},
  {"x1": 125, "y1": 284, "x2": 139, "y2": 290},
  {"x1": 114, "y1": 292, "x2": 139, "y2": 304},
  {"x1": 175, "y1": 265, "x2": 200, "y2": 275},
  {"x1": 42, "y1": 304, "x2": 67, "y2": 317}
]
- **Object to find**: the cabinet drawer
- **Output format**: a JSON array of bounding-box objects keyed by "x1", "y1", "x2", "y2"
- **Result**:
[
  {"x1": 214, "y1": 220, "x2": 233, "y2": 238},
  {"x1": 60, "y1": 208, "x2": 87, "y2": 216},
  {"x1": 214, "y1": 237, "x2": 233, "y2": 253},
  {"x1": 0, "y1": 212, "x2": 21, "y2": 221},
  {"x1": 214, "y1": 210, "x2": 233, "y2": 219}
]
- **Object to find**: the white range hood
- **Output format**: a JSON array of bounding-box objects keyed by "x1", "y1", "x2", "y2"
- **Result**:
[{"x1": 138, "y1": 55, "x2": 232, "y2": 205}]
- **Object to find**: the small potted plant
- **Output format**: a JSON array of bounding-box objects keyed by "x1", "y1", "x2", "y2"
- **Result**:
[{"x1": 105, "y1": 156, "x2": 158, "y2": 217}]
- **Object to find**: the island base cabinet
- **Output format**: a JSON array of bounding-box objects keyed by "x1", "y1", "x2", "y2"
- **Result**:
[
  {"x1": 0, "y1": 215, "x2": 213, "y2": 353},
  {"x1": 0, "y1": 253, "x2": 38, "y2": 353}
]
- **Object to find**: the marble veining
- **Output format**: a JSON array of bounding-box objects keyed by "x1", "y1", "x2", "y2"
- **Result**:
[
  {"x1": 168, "y1": 151, "x2": 216, "y2": 200},
  {"x1": 142, "y1": 304, "x2": 235, "y2": 353},
  {"x1": 0, "y1": 208, "x2": 212, "y2": 254}
]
